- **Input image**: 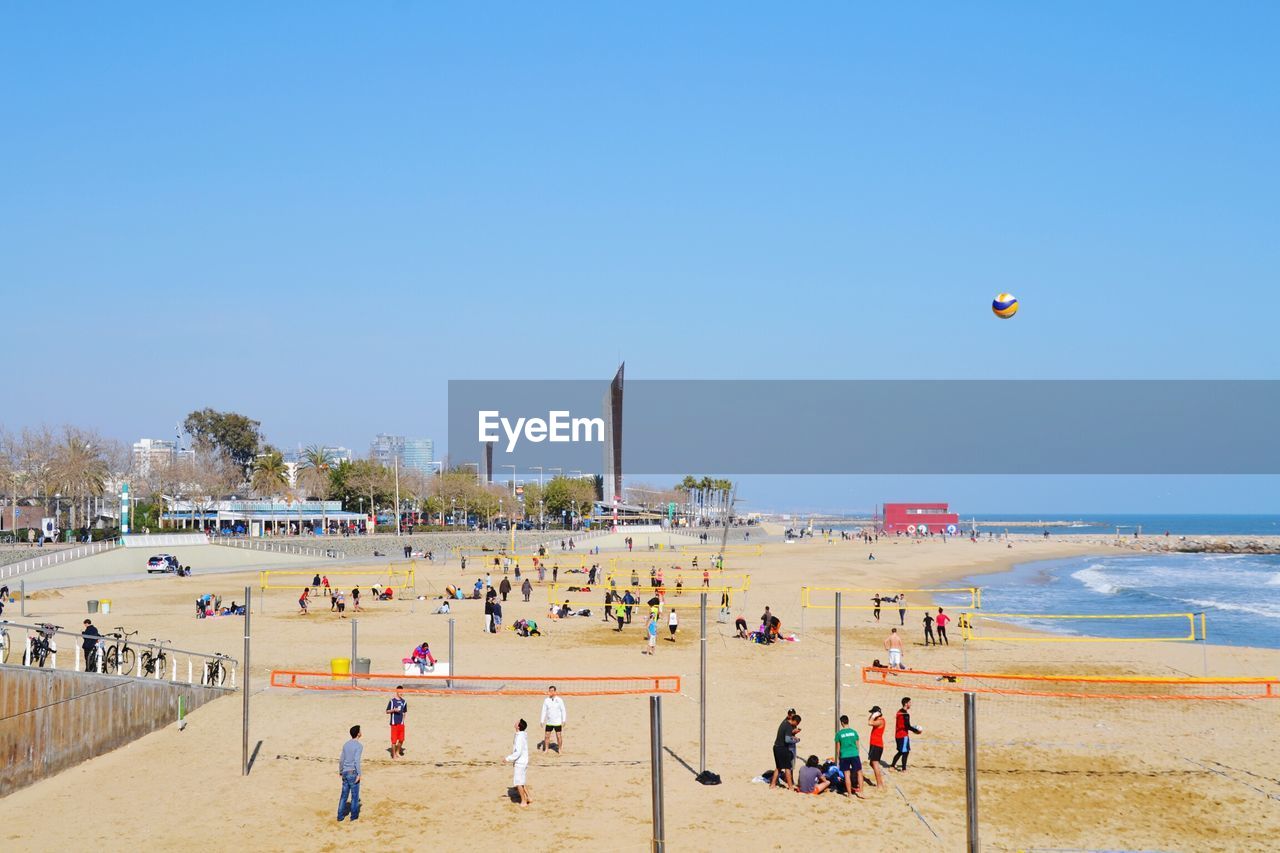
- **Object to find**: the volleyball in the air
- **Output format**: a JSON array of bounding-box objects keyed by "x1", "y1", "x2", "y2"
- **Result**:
[{"x1": 992, "y1": 293, "x2": 1018, "y2": 318}]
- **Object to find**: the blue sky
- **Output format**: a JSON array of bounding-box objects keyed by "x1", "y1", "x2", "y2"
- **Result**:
[{"x1": 2, "y1": 3, "x2": 1277, "y2": 512}]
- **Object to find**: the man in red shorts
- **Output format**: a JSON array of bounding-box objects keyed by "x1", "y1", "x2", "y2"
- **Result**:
[{"x1": 386, "y1": 686, "x2": 408, "y2": 758}]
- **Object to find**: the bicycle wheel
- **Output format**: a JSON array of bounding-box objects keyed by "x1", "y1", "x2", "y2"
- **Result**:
[
  {"x1": 140, "y1": 652, "x2": 154, "y2": 675},
  {"x1": 156, "y1": 652, "x2": 168, "y2": 678},
  {"x1": 103, "y1": 647, "x2": 117, "y2": 672},
  {"x1": 119, "y1": 647, "x2": 136, "y2": 674},
  {"x1": 32, "y1": 644, "x2": 48, "y2": 667},
  {"x1": 213, "y1": 662, "x2": 227, "y2": 686}
]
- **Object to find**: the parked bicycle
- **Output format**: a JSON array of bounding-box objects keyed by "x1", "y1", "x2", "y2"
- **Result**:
[
  {"x1": 29, "y1": 623, "x2": 61, "y2": 667},
  {"x1": 102, "y1": 628, "x2": 138, "y2": 674},
  {"x1": 0, "y1": 621, "x2": 10, "y2": 664},
  {"x1": 204, "y1": 654, "x2": 229, "y2": 686},
  {"x1": 140, "y1": 639, "x2": 169, "y2": 678}
]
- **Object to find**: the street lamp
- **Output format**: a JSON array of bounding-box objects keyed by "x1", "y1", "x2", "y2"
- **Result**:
[
  {"x1": 501, "y1": 464, "x2": 516, "y2": 496},
  {"x1": 451, "y1": 498, "x2": 457, "y2": 528},
  {"x1": 531, "y1": 466, "x2": 544, "y2": 489}
]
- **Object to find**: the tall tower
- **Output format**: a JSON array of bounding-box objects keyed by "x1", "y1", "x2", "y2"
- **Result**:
[{"x1": 603, "y1": 362, "x2": 624, "y2": 509}]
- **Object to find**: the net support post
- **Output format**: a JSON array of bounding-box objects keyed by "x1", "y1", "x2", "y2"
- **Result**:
[
  {"x1": 699, "y1": 592, "x2": 707, "y2": 776},
  {"x1": 834, "y1": 591, "x2": 842, "y2": 727},
  {"x1": 964, "y1": 691, "x2": 978, "y2": 853},
  {"x1": 650, "y1": 694, "x2": 665, "y2": 852},
  {"x1": 242, "y1": 585, "x2": 251, "y2": 776},
  {"x1": 448, "y1": 617, "x2": 455, "y2": 689}
]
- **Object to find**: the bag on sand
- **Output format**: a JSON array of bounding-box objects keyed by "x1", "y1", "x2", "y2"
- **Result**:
[{"x1": 696, "y1": 770, "x2": 721, "y2": 786}]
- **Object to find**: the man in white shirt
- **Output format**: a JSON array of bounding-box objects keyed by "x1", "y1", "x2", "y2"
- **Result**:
[
  {"x1": 539, "y1": 685, "x2": 568, "y2": 754},
  {"x1": 505, "y1": 718, "x2": 531, "y2": 807}
]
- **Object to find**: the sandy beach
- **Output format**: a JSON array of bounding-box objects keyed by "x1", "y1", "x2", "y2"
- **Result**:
[{"x1": 3, "y1": 534, "x2": 1278, "y2": 852}]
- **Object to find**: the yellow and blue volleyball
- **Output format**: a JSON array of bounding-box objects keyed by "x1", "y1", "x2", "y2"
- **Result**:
[{"x1": 992, "y1": 293, "x2": 1018, "y2": 318}]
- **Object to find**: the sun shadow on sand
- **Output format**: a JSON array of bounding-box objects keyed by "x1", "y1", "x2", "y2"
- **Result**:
[{"x1": 663, "y1": 746, "x2": 696, "y2": 777}]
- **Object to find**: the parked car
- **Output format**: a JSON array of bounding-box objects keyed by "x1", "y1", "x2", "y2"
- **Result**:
[{"x1": 146, "y1": 554, "x2": 181, "y2": 573}]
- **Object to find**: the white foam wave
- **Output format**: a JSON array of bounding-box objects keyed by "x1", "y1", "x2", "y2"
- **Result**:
[
  {"x1": 1267, "y1": 574, "x2": 1280, "y2": 586},
  {"x1": 1072, "y1": 566, "x2": 1120, "y2": 595},
  {"x1": 1180, "y1": 597, "x2": 1280, "y2": 620}
]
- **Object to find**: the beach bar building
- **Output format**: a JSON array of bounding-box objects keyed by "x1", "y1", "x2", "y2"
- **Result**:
[
  {"x1": 881, "y1": 502, "x2": 959, "y2": 534},
  {"x1": 161, "y1": 498, "x2": 366, "y2": 537}
]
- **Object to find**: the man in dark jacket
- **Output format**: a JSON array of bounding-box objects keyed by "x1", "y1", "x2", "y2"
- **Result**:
[{"x1": 82, "y1": 619, "x2": 102, "y2": 672}]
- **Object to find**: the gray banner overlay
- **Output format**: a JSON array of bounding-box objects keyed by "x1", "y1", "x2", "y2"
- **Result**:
[{"x1": 447, "y1": 380, "x2": 1280, "y2": 474}]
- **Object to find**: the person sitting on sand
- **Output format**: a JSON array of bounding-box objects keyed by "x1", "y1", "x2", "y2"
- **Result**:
[
  {"x1": 557, "y1": 601, "x2": 572, "y2": 619},
  {"x1": 796, "y1": 755, "x2": 831, "y2": 794}
]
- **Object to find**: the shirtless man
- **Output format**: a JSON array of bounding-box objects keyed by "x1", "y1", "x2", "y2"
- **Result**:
[{"x1": 883, "y1": 628, "x2": 905, "y2": 670}]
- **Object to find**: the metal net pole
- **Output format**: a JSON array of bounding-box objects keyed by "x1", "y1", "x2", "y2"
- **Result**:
[
  {"x1": 699, "y1": 592, "x2": 707, "y2": 775},
  {"x1": 964, "y1": 691, "x2": 979, "y2": 852},
  {"x1": 834, "y1": 591, "x2": 842, "y2": 726},
  {"x1": 650, "y1": 694, "x2": 666, "y2": 852},
  {"x1": 242, "y1": 586, "x2": 251, "y2": 775}
]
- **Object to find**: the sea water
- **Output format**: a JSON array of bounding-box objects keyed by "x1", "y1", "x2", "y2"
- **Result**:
[{"x1": 954, "y1": 553, "x2": 1280, "y2": 649}]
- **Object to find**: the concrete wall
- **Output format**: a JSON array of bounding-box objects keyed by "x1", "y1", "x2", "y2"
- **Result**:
[{"x1": 0, "y1": 665, "x2": 229, "y2": 797}]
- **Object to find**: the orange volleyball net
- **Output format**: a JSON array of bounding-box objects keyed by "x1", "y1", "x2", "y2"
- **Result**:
[
  {"x1": 860, "y1": 666, "x2": 1280, "y2": 701},
  {"x1": 270, "y1": 670, "x2": 681, "y2": 697}
]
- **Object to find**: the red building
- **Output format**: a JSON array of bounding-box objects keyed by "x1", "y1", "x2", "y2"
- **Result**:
[{"x1": 881, "y1": 502, "x2": 959, "y2": 534}]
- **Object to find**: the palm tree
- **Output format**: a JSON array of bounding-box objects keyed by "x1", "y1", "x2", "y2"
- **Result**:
[
  {"x1": 297, "y1": 445, "x2": 334, "y2": 532},
  {"x1": 297, "y1": 445, "x2": 333, "y2": 497},
  {"x1": 698, "y1": 476, "x2": 714, "y2": 523},
  {"x1": 251, "y1": 451, "x2": 289, "y2": 497}
]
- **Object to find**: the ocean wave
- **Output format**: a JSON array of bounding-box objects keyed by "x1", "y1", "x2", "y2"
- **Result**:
[
  {"x1": 1180, "y1": 597, "x2": 1280, "y2": 620},
  {"x1": 1071, "y1": 566, "x2": 1120, "y2": 595},
  {"x1": 1267, "y1": 574, "x2": 1280, "y2": 586}
]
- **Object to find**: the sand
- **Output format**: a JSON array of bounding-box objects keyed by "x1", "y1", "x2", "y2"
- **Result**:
[{"x1": 2, "y1": 534, "x2": 1278, "y2": 852}]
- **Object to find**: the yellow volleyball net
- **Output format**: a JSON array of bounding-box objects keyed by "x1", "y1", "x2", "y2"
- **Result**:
[
  {"x1": 458, "y1": 551, "x2": 588, "y2": 569},
  {"x1": 606, "y1": 554, "x2": 732, "y2": 570},
  {"x1": 605, "y1": 573, "x2": 750, "y2": 592},
  {"x1": 800, "y1": 586, "x2": 982, "y2": 610},
  {"x1": 546, "y1": 583, "x2": 737, "y2": 610},
  {"x1": 679, "y1": 543, "x2": 763, "y2": 557},
  {"x1": 260, "y1": 567, "x2": 416, "y2": 595},
  {"x1": 957, "y1": 611, "x2": 1207, "y2": 643}
]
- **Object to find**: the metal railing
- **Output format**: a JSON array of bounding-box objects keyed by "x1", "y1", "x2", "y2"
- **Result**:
[
  {"x1": 0, "y1": 618, "x2": 238, "y2": 688},
  {"x1": 211, "y1": 538, "x2": 344, "y2": 559},
  {"x1": 1, "y1": 539, "x2": 124, "y2": 579}
]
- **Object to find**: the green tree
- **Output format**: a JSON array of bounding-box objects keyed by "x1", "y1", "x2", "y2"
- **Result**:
[{"x1": 184, "y1": 408, "x2": 263, "y2": 471}]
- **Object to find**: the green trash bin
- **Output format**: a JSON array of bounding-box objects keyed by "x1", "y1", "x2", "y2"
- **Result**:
[{"x1": 88, "y1": 600, "x2": 99, "y2": 613}]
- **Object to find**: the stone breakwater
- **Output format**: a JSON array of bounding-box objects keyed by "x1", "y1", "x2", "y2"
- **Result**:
[{"x1": 1115, "y1": 536, "x2": 1280, "y2": 555}]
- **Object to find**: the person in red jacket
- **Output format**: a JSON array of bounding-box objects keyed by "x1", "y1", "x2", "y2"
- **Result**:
[{"x1": 889, "y1": 697, "x2": 922, "y2": 771}]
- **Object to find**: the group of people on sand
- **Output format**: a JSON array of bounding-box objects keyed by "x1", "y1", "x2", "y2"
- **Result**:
[
  {"x1": 335, "y1": 685, "x2": 571, "y2": 820},
  {"x1": 298, "y1": 574, "x2": 394, "y2": 617},
  {"x1": 766, "y1": 698, "x2": 924, "y2": 798}
]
